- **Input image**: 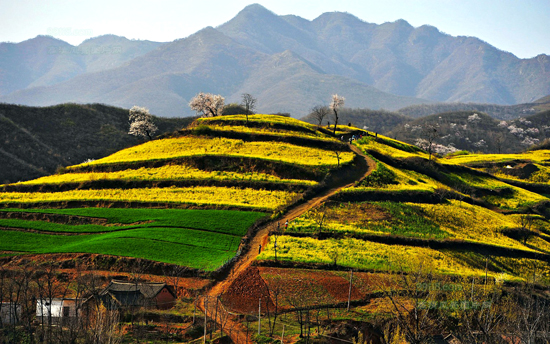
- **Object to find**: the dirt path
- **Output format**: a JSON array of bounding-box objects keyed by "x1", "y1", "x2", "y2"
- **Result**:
[{"x1": 199, "y1": 144, "x2": 376, "y2": 343}]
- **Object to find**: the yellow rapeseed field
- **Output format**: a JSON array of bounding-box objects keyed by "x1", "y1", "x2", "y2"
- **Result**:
[
  {"x1": 69, "y1": 136, "x2": 354, "y2": 168},
  {"x1": 0, "y1": 186, "x2": 297, "y2": 210},
  {"x1": 197, "y1": 123, "x2": 336, "y2": 142},
  {"x1": 15, "y1": 165, "x2": 316, "y2": 186},
  {"x1": 442, "y1": 150, "x2": 550, "y2": 166},
  {"x1": 258, "y1": 235, "x2": 491, "y2": 278}
]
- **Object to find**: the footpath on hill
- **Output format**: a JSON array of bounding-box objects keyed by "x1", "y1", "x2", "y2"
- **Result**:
[{"x1": 199, "y1": 143, "x2": 376, "y2": 344}]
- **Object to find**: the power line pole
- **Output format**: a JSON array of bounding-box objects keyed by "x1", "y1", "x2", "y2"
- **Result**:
[
  {"x1": 203, "y1": 296, "x2": 208, "y2": 344},
  {"x1": 347, "y1": 270, "x2": 353, "y2": 311},
  {"x1": 258, "y1": 297, "x2": 261, "y2": 336}
]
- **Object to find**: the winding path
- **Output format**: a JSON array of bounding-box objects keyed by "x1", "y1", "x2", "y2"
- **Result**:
[{"x1": 199, "y1": 144, "x2": 376, "y2": 343}]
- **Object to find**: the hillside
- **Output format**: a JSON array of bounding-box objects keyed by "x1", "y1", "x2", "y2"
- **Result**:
[
  {"x1": 0, "y1": 103, "x2": 192, "y2": 184},
  {"x1": 2, "y1": 4, "x2": 550, "y2": 117},
  {"x1": 387, "y1": 110, "x2": 550, "y2": 154},
  {"x1": 0, "y1": 114, "x2": 550, "y2": 342},
  {"x1": 301, "y1": 107, "x2": 413, "y2": 134},
  {"x1": 397, "y1": 95, "x2": 550, "y2": 120}
]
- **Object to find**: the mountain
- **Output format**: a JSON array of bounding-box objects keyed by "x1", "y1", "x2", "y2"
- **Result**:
[
  {"x1": 1, "y1": 4, "x2": 549, "y2": 117},
  {"x1": 218, "y1": 5, "x2": 550, "y2": 104},
  {"x1": 397, "y1": 95, "x2": 550, "y2": 120},
  {"x1": 0, "y1": 103, "x2": 192, "y2": 184},
  {"x1": 0, "y1": 35, "x2": 163, "y2": 96},
  {"x1": 0, "y1": 26, "x2": 426, "y2": 117}
]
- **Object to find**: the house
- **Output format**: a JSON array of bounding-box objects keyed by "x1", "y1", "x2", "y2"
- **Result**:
[
  {"x1": 36, "y1": 298, "x2": 82, "y2": 323},
  {"x1": 98, "y1": 280, "x2": 176, "y2": 310},
  {"x1": 0, "y1": 302, "x2": 21, "y2": 326}
]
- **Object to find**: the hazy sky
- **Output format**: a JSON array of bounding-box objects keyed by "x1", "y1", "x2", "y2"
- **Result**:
[{"x1": 1, "y1": 0, "x2": 548, "y2": 59}]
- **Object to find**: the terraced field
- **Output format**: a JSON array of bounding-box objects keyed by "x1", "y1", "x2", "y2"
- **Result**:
[
  {"x1": 0, "y1": 115, "x2": 368, "y2": 275},
  {"x1": 255, "y1": 134, "x2": 550, "y2": 286}
]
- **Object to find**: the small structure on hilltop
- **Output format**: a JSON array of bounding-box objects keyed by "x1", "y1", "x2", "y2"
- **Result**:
[{"x1": 98, "y1": 280, "x2": 176, "y2": 310}]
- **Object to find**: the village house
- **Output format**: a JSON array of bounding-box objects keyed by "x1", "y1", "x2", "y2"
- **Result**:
[
  {"x1": 36, "y1": 298, "x2": 82, "y2": 323},
  {"x1": 98, "y1": 280, "x2": 176, "y2": 310}
]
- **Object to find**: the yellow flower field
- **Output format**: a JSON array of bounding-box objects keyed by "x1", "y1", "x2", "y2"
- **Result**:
[
  {"x1": 415, "y1": 200, "x2": 543, "y2": 252},
  {"x1": 69, "y1": 136, "x2": 354, "y2": 168},
  {"x1": 442, "y1": 150, "x2": 550, "y2": 166},
  {"x1": 0, "y1": 186, "x2": 298, "y2": 210},
  {"x1": 258, "y1": 235, "x2": 492, "y2": 278},
  {"x1": 199, "y1": 114, "x2": 318, "y2": 131},
  {"x1": 355, "y1": 136, "x2": 429, "y2": 160},
  {"x1": 14, "y1": 165, "x2": 317, "y2": 186},
  {"x1": 453, "y1": 174, "x2": 548, "y2": 208},
  {"x1": 197, "y1": 123, "x2": 337, "y2": 142}
]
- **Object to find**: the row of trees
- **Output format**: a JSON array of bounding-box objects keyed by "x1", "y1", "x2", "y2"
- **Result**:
[
  {"x1": 188, "y1": 92, "x2": 256, "y2": 120},
  {"x1": 128, "y1": 92, "x2": 348, "y2": 139},
  {"x1": 310, "y1": 94, "x2": 346, "y2": 135},
  {"x1": 249, "y1": 260, "x2": 550, "y2": 344}
]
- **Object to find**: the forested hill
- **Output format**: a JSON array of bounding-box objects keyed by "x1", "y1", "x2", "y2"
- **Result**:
[{"x1": 0, "y1": 103, "x2": 192, "y2": 183}]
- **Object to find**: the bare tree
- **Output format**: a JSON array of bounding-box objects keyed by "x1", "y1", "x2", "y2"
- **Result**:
[
  {"x1": 507, "y1": 283, "x2": 550, "y2": 344},
  {"x1": 417, "y1": 124, "x2": 439, "y2": 161},
  {"x1": 310, "y1": 105, "x2": 330, "y2": 127},
  {"x1": 128, "y1": 106, "x2": 158, "y2": 140},
  {"x1": 241, "y1": 93, "x2": 257, "y2": 124},
  {"x1": 310, "y1": 205, "x2": 328, "y2": 235},
  {"x1": 189, "y1": 92, "x2": 225, "y2": 117},
  {"x1": 450, "y1": 276, "x2": 508, "y2": 344},
  {"x1": 375, "y1": 258, "x2": 443, "y2": 344},
  {"x1": 329, "y1": 94, "x2": 345, "y2": 135},
  {"x1": 518, "y1": 214, "x2": 535, "y2": 245}
]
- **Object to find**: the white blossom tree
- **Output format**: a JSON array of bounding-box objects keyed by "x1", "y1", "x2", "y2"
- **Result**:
[
  {"x1": 189, "y1": 92, "x2": 225, "y2": 117},
  {"x1": 329, "y1": 94, "x2": 345, "y2": 135},
  {"x1": 128, "y1": 106, "x2": 157, "y2": 140}
]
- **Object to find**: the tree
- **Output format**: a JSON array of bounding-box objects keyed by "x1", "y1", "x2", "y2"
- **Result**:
[
  {"x1": 419, "y1": 124, "x2": 439, "y2": 161},
  {"x1": 241, "y1": 93, "x2": 257, "y2": 124},
  {"x1": 310, "y1": 105, "x2": 330, "y2": 127},
  {"x1": 189, "y1": 92, "x2": 225, "y2": 117},
  {"x1": 128, "y1": 106, "x2": 157, "y2": 140},
  {"x1": 329, "y1": 94, "x2": 345, "y2": 135}
]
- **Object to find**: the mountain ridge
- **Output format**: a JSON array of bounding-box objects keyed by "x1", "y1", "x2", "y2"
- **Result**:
[{"x1": 1, "y1": 4, "x2": 548, "y2": 117}]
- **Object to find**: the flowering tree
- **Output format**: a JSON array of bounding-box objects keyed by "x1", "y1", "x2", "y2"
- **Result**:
[
  {"x1": 128, "y1": 106, "x2": 157, "y2": 140},
  {"x1": 189, "y1": 92, "x2": 225, "y2": 117},
  {"x1": 329, "y1": 94, "x2": 345, "y2": 135}
]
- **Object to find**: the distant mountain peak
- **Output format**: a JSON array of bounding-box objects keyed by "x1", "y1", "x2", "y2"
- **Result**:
[{"x1": 240, "y1": 3, "x2": 274, "y2": 15}]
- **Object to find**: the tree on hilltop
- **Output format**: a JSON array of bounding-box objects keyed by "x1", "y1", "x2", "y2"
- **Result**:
[
  {"x1": 128, "y1": 106, "x2": 157, "y2": 140},
  {"x1": 310, "y1": 105, "x2": 330, "y2": 127},
  {"x1": 241, "y1": 93, "x2": 257, "y2": 124},
  {"x1": 189, "y1": 92, "x2": 225, "y2": 117},
  {"x1": 330, "y1": 94, "x2": 345, "y2": 135}
]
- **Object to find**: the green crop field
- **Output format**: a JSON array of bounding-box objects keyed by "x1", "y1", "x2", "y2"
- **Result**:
[{"x1": 0, "y1": 208, "x2": 266, "y2": 270}]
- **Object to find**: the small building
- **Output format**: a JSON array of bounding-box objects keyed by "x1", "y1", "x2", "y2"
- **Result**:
[
  {"x1": 99, "y1": 280, "x2": 176, "y2": 310},
  {"x1": 0, "y1": 302, "x2": 21, "y2": 326},
  {"x1": 36, "y1": 298, "x2": 82, "y2": 323}
]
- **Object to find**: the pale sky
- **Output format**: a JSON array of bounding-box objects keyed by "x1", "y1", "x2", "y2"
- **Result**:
[{"x1": 1, "y1": 0, "x2": 548, "y2": 59}]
